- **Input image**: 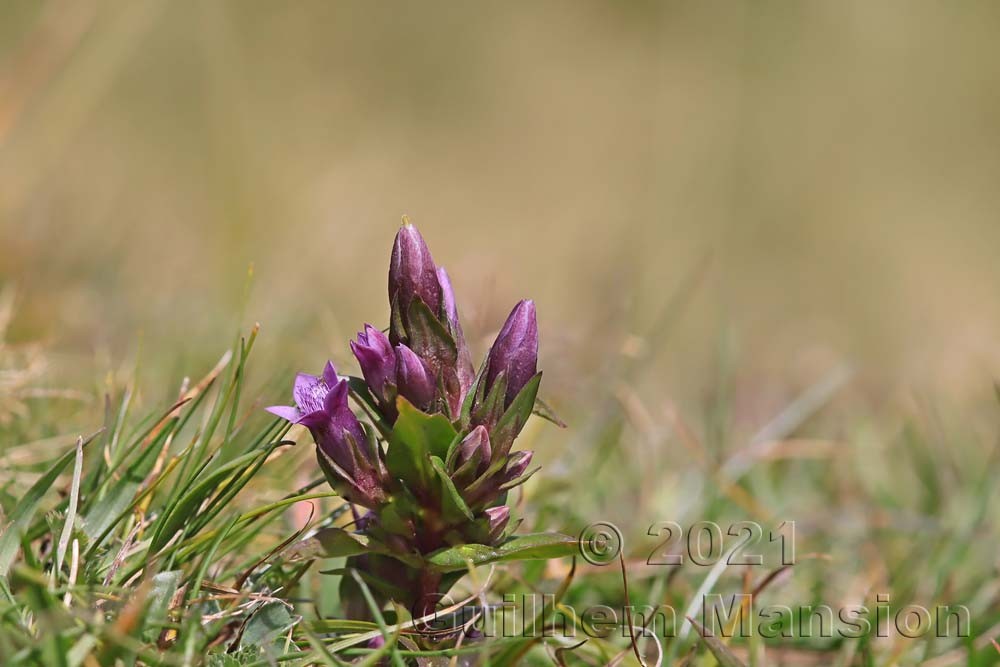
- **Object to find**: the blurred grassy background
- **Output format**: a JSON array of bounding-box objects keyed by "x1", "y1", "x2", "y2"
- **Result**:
[{"x1": 3, "y1": 0, "x2": 1000, "y2": 406}]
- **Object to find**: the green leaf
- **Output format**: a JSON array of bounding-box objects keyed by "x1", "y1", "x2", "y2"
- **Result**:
[
  {"x1": 458, "y1": 355, "x2": 490, "y2": 428},
  {"x1": 491, "y1": 372, "x2": 542, "y2": 455},
  {"x1": 149, "y1": 447, "x2": 272, "y2": 553},
  {"x1": 405, "y1": 298, "x2": 457, "y2": 367},
  {"x1": 471, "y1": 370, "x2": 507, "y2": 432},
  {"x1": 498, "y1": 465, "x2": 541, "y2": 492},
  {"x1": 385, "y1": 398, "x2": 457, "y2": 491},
  {"x1": 143, "y1": 570, "x2": 182, "y2": 641},
  {"x1": 289, "y1": 527, "x2": 372, "y2": 560},
  {"x1": 0, "y1": 431, "x2": 100, "y2": 577},
  {"x1": 309, "y1": 618, "x2": 381, "y2": 633},
  {"x1": 533, "y1": 395, "x2": 567, "y2": 428},
  {"x1": 240, "y1": 601, "x2": 299, "y2": 650},
  {"x1": 55, "y1": 437, "x2": 84, "y2": 575},
  {"x1": 429, "y1": 456, "x2": 473, "y2": 521},
  {"x1": 687, "y1": 616, "x2": 748, "y2": 667},
  {"x1": 84, "y1": 422, "x2": 173, "y2": 543},
  {"x1": 425, "y1": 532, "x2": 577, "y2": 572}
]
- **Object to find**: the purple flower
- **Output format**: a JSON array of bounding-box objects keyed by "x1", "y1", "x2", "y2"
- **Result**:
[
  {"x1": 484, "y1": 300, "x2": 538, "y2": 407},
  {"x1": 265, "y1": 361, "x2": 340, "y2": 426},
  {"x1": 389, "y1": 221, "x2": 441, "y2": 344},
  {"x1": 267, "y1": 362, "x2": 387, "y2": 508},
  {"x1": 351, "y1": 325, "x2": 397, "y2": 408},
  {"x1": 394, "y1": 344, "x2": 435, "y2": 409}
]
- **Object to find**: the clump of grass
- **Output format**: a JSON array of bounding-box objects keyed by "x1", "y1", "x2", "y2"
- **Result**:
[
  {"x1": 2, "y1": 270, "x2": 1000, "y2": 666},
  {"x1": 0, "y1": 326, "x2": 331, "y2": 665}
]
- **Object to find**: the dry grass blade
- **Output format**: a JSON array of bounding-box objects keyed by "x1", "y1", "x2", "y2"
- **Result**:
[
  {"x1": 55, "y1": 435, "x2": 84, "y2": 574},
  {"x1": 553, "y1": 639, "x2": 588, "y2": 666},
  {"x1": 685, "y1": 616, "x2": 747, "y2": 667},
  {"x1": 233, "y1": 503, "x2": 315, "y2": 590}
]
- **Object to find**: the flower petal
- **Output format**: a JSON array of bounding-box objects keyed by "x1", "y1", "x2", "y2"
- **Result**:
[
  {"x1": 297, "y1": 410, "x2": 329, "y2": 429},
  {"x1": 293, "y1": 372, "x2": 328, "y2": 414},
  {"x1": 265, "y1": 405, "x2": 302, "y2": 423},
  {"x1": 323, "y1": 379, "x2": 351, "y2": 414},
  {"x1": 322, "y1": 361, "x2": 339, "y2": 387}
]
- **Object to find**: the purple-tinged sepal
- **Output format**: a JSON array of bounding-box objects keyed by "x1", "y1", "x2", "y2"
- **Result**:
[
  {"x1": 463, "y1": 505, "x2": 512, "y2": 545},
  {"x1": 487, "y1": 371, "x2": 541, "y2": 460},
  {"x1": 437, "y1": 267, "x2": 475, "y2": 403},
  {"x1": 461, "y1": 449, "x2": 537, "y2": 511},
  {"x1": 449, "y1": 425, "x2": 492, "y2": 488}
]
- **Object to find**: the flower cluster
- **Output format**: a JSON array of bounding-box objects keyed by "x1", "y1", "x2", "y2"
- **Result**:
[{"x1": 267, "y1": 222, "x2": 541, "y2": 569}]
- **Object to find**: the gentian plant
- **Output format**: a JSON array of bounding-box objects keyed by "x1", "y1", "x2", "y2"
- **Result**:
[{"x1": 268, "y1": 221, "x2": 573, "y2": 628}]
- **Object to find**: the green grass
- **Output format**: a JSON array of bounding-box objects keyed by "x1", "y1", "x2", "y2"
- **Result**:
[{"x1": 2, "y1": 309, "x2": 1000, "y2": 666}]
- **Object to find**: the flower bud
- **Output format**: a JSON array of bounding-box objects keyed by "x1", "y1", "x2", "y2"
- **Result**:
[
  {"x1": 484, "y1": 300, "x2": 538, "y2": 406},
  {"x1": 351, "y1": 325, "x2": 397, "y2": 405},
  {"x1": 395, "y1": 344, "x2": 436, "y2": 409},
  {"x1": 503, "y1": 450, "x2": 534, "y2": 483},
  {"x1": 388, "y1": 221, "x2": 441, "y2": 344},
  {"x1": 484, "y1": 505, "x2": 511, "y2": 542},
  {"x1": 456, "y1": 425, "x2": 492, "y2": 474},
  {"x1": 462, "y1": 448, "x2": 535, "y2": 510}
]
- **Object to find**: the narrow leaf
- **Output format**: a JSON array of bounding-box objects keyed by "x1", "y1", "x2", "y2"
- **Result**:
[
  {"x1": 56, "y1": 437, "x2": 84, "y2": 575},
  {"x1": 426, "y1": 532, "x2": 577, "y2": 572},
  {"x1": 0, "y1": 431, "x2": 100, "y2": 576},
  {"x1": 491, "y1": 372, "x2": 541, "y2": 457},
  {"x1": 429, "y1": 456, "x2": 473, "y2": 521},
  {"x1": 289, "y1": 527, "x2": 372, "y2": 560}
]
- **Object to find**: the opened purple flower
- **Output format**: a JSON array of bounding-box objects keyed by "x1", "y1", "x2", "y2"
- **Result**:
[{"x1": 267, "y1": 362, "x2": 387, "y2": 508}]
